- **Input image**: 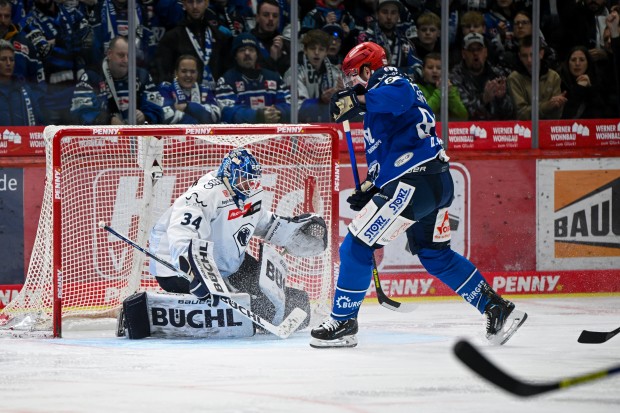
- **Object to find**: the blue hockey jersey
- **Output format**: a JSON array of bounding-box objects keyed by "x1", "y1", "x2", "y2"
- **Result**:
[{"x1": 362, "y1": 66, "x2": 445, "y2": 188}]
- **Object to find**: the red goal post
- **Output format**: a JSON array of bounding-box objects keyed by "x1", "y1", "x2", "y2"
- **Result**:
[{"x1": 0, "y1": 124, "x2": 340, "y2": 338}]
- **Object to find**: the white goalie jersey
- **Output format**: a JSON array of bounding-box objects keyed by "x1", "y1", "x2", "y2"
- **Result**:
[{"x1": 149, "y1": 171, "x2": 273, "y2": 278}]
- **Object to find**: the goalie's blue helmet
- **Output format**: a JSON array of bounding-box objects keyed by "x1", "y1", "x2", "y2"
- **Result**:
[{"x1": 217, "y1": 147, "x2": 262, "y2": 204}]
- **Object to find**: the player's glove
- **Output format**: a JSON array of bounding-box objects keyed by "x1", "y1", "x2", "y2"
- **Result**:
[
  {"x1": 330, "y1": 88, "x2": 365, "y2": 123},
  {"x1": 347, "y1": 180, "x2": 379, "y2": 212}
]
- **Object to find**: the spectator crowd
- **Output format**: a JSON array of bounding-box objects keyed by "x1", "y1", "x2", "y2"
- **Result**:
[{"x1": 1, "y1": 0, "x2": 619, "y2": 126}]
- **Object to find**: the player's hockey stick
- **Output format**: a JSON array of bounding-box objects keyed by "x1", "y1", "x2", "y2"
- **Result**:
[
  {"x1": 342, "y1": 120, "x2": 415, "y2": 313},
  {"x1": 99, "y1": 222, "x2": 307, "y2": 339},
  {"x1": 453, "y1": 339, "x2": 620, "y2": 396},
  {"x1": 578, "y1": 325, "x2": 620, "y2": 344}
]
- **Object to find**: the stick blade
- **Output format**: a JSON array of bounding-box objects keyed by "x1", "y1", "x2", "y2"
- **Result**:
[
  {"x1": 378, "y1": 297, "x2": 417, "y2": 313},
  {"x1": 578, "y1": 326, "x2": 620, "y2": 344},
  {"x1": 275, "y1": 308, "x2": 308, "y2": 339},
  {"x1": 373, "y1": 266, "x2": 417, "y2": 313}
]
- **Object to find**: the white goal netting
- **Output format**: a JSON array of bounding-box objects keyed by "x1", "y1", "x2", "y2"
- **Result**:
[{"x1": 0, "y1": 124, "x2": 338, "y2": 337}]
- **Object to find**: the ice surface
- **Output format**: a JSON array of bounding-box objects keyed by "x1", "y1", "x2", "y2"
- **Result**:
[{"x1": 1, "y1": 296, "x2": 619, "y2": 413}]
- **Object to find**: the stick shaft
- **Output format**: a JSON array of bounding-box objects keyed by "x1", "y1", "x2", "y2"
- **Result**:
[
  {"x1": 343, "y1": 120, "x2": 361, "y2": 188},
  {"x1": 102, "y1": 224, "x2": 177, "y2": 272}
]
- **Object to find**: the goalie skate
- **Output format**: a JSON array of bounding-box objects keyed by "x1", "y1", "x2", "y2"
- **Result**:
[
  {"x1": 310, "y1": 318, "x2": 358, "y2": 348},
  {"x1": 485, "y1": 298, "x2": 528, "y2": 345}
]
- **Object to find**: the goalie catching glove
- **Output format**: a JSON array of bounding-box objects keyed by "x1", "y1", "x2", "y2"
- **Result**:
[
  {"x1": 330, "y1": 87, "x2": 365, "y2": 123},
  {"x1": 264, "y1": 214, "x2": 328, "y2": 257},
  {"x1": 347, "y1": 180, "x2": 379, "y2": 211}
]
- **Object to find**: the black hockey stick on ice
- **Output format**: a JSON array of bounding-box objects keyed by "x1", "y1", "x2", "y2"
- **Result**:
[
  {"x1": 343, "y1": 120, "x2": 415, "y2": 313},
  {"x1": 99, "y1": 222, "x2": 307, "y2": 339},
  {"x1": 578, "y1": 325, "x2": 620, "y2": 344},
  {"x1": 453, "y1": 339, "x2": 620, "y2": 396}
]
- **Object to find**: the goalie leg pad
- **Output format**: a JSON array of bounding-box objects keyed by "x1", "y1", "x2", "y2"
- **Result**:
[{"x1": 122, "y1": 291, "x2": 255, "y2": 339}]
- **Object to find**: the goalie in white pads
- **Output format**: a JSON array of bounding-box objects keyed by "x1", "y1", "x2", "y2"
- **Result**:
[{"x1": 120, "y1": 147, "x2": 327, "y2": 338}]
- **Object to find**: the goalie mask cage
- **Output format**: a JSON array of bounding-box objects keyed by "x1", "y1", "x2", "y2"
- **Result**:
[{"x1": 0, "y1": 124, "x2": 339, "y2": 338}]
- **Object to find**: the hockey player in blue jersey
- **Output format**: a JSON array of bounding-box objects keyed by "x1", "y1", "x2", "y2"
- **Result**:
[{"x1": 310, "y1": 41, "x2": 527, "y2": 348}]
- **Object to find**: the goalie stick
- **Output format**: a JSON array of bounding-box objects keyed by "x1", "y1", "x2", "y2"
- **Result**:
[
  {"x1": 578, "y1": 325, "x2": 620, "y2": 344},
  {"x1": 453, "y1": 339, "x2": 620, "y2": 397},
  {"x1": 343, "y1": 120, "x2": 416, "y2": 313},
  {"x1": 99, "y1": 222, "x2": 307, "y2": 339}
]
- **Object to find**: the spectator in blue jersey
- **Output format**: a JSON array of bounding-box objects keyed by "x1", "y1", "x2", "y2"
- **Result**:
[
  {"x1": 0, "y1": 39, "x2": 43, "y2": 125},
  {"x1": 70, "y1": 36, "x2": 165, "y2": 125},
  {"x1": 283, "y1": 29, "x2": 343, "y2": 123},
  {"x1": 0, "y1": 0, "x2": 45, "y2": 88},
  {"x1": 310, "y1": 41, "x2": 527, "y2": 349},
  {"x1": 216, "y1": 33, "x2": 291, "y2": 124},
  {"x1": 21, "y1": 0, "x2": 93, "y2": 124},
  {"x1": 158, "y1": 54, "x2": 221, "y2": 124},
  {"x1": 138, "y1": 0, "x2": 185, "y2": 65},
  {"x1": 92, "y1": 0, "x2": 150, "y2": 67}
]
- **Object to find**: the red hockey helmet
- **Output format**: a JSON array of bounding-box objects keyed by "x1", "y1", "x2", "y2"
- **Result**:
[{"x1": 342, "y1": 42, "x2": 388, "y2": 88}]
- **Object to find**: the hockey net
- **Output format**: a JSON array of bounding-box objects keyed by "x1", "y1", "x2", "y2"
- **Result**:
[{"x1": 0, "y1": 124, "x2": 339, "y2": 338}]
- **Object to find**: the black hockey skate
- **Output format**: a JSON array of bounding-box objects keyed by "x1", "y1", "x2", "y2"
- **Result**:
[
  {"x1": 310, "y1": 318, "x2": 358, "y2": 348},
  {"x1": 484, "y1": 296, "x2": 527, "y2": 345}
]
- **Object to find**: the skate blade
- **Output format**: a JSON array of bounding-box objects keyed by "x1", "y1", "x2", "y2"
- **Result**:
[
  {"x1": 487, "y1": 310, "x2": 528, "y2": 346},
  {"x1": 309, "y1": 335, "x2": 358, "y2": 349}
]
